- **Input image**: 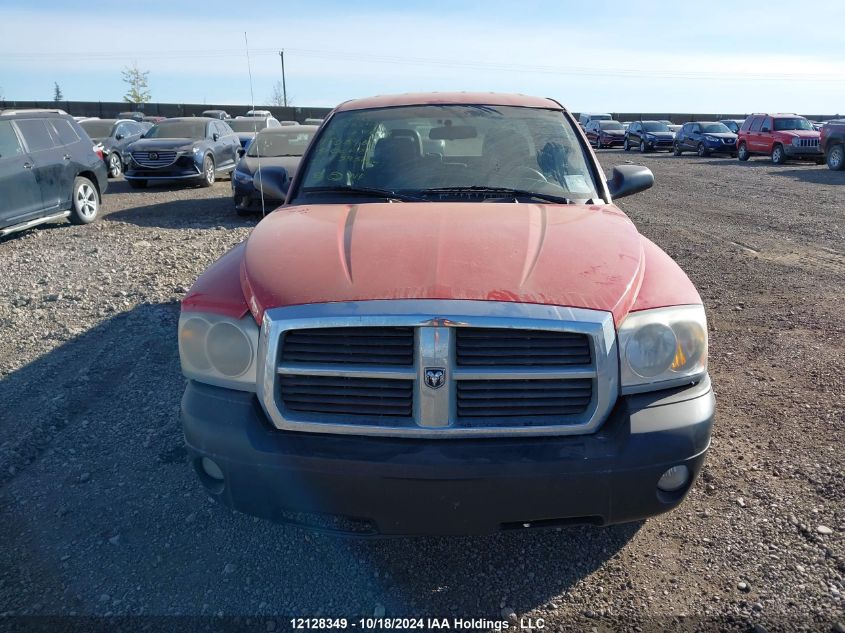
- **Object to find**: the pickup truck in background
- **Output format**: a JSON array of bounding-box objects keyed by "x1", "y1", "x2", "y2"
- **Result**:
[{"x1": 820, "y1": 120, "x2": 845, "y2": 170}]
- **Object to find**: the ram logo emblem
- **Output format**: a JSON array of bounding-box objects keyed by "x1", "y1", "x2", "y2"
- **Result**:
[{"x1": 424, "y1": 367, "x2": 446, "y2": 389}]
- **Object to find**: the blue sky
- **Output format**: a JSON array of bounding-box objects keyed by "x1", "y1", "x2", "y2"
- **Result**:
[{"x1": 1, "y1": 0, "x2": 843, "y2": 115}]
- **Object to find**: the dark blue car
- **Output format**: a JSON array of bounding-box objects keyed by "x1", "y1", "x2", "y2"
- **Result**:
[{"x1": 673, "y1": 121, "x2": 738, "y2": 157}]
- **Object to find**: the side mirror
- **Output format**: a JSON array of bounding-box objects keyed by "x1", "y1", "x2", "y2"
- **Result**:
[
  {"x1": 212, "y1": 133, "x2": 220, "y2": 142},
  {"x1": 253, "y1": 166, "x2": 291, "y2": 201},
  {"x1": 761, "y1": 127, "x2": 770, "y2": 133},
  {"x1": 607, "y1": 165, "x2": 654, "y2": 200},
  {"x1": 236, "y1": 147, "x2": 245, "y2": 158}
]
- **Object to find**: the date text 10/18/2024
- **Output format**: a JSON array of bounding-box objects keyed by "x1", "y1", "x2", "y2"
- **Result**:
[{"x1": 291, "y1": 617, "x2": 547, "y2": 630}]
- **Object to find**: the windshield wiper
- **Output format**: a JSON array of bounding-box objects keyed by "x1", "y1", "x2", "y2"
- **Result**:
[
  {"x1": 419, "y1": 186, "x2": 573, "y2": 204},
  {"x1": 301, "y1": 186, "x2": 422, "y2": 202}
]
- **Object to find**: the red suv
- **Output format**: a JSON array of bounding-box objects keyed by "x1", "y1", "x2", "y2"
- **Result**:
[{"x1": 737, "y1": 114, "x2": 823, "y2": 164}]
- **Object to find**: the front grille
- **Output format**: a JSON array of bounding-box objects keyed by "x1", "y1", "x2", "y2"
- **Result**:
[
  {"x1": 457, "y1": 378, "x2": 593, "y2": 421},
  {"x1": 456, "y1": 328, "x2": 591, "y2": 366},
  {"x1": 279, "y1": 375, "x2": 413, "y2": 420},
  {"x1": 262, "y1": 302, "x2": 616, "y2": 437},
  {"x1": 131, "y1": 150, "x2": 178, "y2": 168},
  {"x1": 282, "y1": 327, "x2": 413, "y2": 365},
  {"x1": 797, "y1": 138, "x2": 819, "y2": 148}
]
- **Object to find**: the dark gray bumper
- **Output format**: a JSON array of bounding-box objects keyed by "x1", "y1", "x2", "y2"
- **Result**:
[{"x1": 181, "y1": 377, "x2": 715, "y2": 536}]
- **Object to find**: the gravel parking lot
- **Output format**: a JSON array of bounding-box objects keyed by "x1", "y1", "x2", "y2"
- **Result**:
[{"x1": 0, "y1": 153, "x2": 842, "y2": 632}]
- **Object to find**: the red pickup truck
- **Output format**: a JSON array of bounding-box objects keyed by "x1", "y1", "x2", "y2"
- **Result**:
[{"x1": 178, "y1": 93, "x2": 714, "y2": 536}]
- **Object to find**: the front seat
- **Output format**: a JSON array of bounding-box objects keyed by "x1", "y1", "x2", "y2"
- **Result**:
[
  {"x1": 481, "y1": 127, "x2": 533, "y2": 185},
  {"x1": 360, "y1": 136, "x2": 419, "y2": 188}
]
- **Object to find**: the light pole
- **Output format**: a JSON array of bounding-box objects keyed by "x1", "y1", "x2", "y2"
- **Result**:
[{"x1": 279, "y1": 50, "x2": 288, "y2": 107}]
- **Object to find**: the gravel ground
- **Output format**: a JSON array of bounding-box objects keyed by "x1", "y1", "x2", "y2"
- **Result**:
[{"x1": 0, "y1": 155, "x2": 842, "y2": 633}]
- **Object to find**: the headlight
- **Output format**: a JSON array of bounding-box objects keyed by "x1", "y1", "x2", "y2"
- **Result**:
[
  {"x1": 705, "y1": 136, "x2": 720, "y2": 143},
  {"x1": 791, "y1": 137, "x2": 800, "y2": 147},
  {"x1": 646, "y1": 134, "x2": 656, "y2": 140},
  {"x1": 178, "y1": 312, "x2": 259, "y2": 391},
  {"x1": 618, "y1": 305, "x2": 707, "y2": 394}
]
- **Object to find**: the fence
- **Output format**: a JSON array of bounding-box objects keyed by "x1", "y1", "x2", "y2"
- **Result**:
[
  {"x1": 0, "y1": 100, "x2": 333, "y2": 122},
  {"x1": 1, "y1": 101, "x2": 840, "y2": 125}
]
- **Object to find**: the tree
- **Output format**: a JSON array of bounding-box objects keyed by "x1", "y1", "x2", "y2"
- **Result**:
[
  {"x1": 53, "y1": 82, "x2": 64, "y2": 102},
  {"x1": 121, "y1": 63, "x2": 151, "y2": 104},
  {"x1": 268, "y1": 81, "x2": 291, "y2": 107}
]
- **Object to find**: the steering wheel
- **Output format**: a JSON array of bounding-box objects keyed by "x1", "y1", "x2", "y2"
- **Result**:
[{"x1": 513, "y1": 166, "x2": 549, "y2": 184}]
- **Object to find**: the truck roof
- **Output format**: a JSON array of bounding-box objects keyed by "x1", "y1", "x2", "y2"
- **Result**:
[{"x1": 334, "y1": 92, "x2": 565, "y2": 113}]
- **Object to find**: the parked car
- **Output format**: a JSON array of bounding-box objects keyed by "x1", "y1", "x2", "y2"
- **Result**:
[
  {"x1": 737, "y1": 114, "x2": 823, "y2": 164},
  {"x1": 142, "y1": 115, "x2": 166, "y2": 124},
  {"x1": 820, "y1": 119, "x2": 845, "y2": 170},
  {"x1": 584, "y1": 120, "x2": 626, "y2": 148},
  {"x1": 123, "y1": 117, "x2": 241, "y2": 189},
  {"x1": 278, "y1": 120, "x2": 300, "y2": 126},
  {"x1": 227, "y1": 116, "x2": 281, "y2": 149},
  {"x1": 79, "y1": 118, "x2": 147, "y2": 177},
  {"x1": 231, "y1": 125, "x2": 317, "y2": 213},
  {"x1": 657, "y1": 121, "x2": 681, "y2": 135},
  {"x1": 578, "y1": 112, "x2": 612, "y2": 129},
  {"x1": 303, "y1": 118, "x2": 324, "y2": 126},
  {"x1": 202, "y1": 110, "x2": 231, "y2": 120},
  {"x1": 117, "y1": 111, "x2": 144, "y2": 122},
  {"x1": 673, "y1": 121, "x2": 737, "y2": 157},
  {"x1": 178, "y1": 92, "x2": 713, "y2": 536},
  {"x1": 244, "y1": 109, "x2": 273, "y2": 118},
  {"x1": 624, "y1": 121, "x2": 675, "y2": 152},
  {"x1": 0, "y1": 111, "x2": 107, "y2": 237},
  {"x1": 719, "y1": 119, "x2": 745, "y2": 134}
]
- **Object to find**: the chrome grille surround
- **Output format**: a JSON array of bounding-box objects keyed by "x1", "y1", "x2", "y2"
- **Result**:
[{"x1": 258, "y1": 300, "x2": 618, "y2": 438}]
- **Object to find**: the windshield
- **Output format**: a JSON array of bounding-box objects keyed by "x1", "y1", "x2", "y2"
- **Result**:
[
  {"x1": 296, "y1": 104, "x2": 599, "y2": 202},
  {"x1": 599, "y1": 121, "x2": 623, "y2": 130},
  {"x1": 144, "y1": 121, "x2": 206, "y2": 139},
  {"x1": 229, "y1": 119, "x2": 268, "y2": 133},
  {"x1": 642, "y1": 122, "x2": 670, "y2": 132},
  {"x1": 702, "y1": 123, "x2": 731, "y2": 133},
  {"x1": 773, "y1": 118, "x2": 813, "y2": 131},
  {"x1": 79, "y1": 120, "x2": 115, "y2": 139},
  {"x1": 248, "y1": 129, "x2": 315, "y2": 157}
]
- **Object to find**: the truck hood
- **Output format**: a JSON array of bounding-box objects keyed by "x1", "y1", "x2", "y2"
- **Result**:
[
  {"x1": 241, "y1": 202, "x2": 645, "y2": 323},
  {"x1": 777, "y1": 130, "x2": 820, "y2": 139},
  {"x1": 239, "y1": 155, "x2": 303, "y2": 176}
]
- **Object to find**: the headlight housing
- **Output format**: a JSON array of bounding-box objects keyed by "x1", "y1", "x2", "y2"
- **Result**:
[
  {"x1": 233, "y1": 170, "x2": 253, "y2": 183},
  {"x1": 178, "y1": 312, "x2": 259, "y2": 391},
  {"x1": 618, "y1": 305, "x2": 708, "y2": 394},
  {"x1": 791, "y1": 137, "x2": 801, "y2": 147}
]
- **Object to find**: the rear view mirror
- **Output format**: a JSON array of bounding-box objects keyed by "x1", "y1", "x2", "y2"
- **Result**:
[
  {"x1": 429, "y1": 125, "x2": 477, "y2": 140},
  {"x1": 607, "y1": 165, "x2": 654, "y2": 200},
  {"x1": 254, "y1": 166, "x2": 291, "y2": 201}
]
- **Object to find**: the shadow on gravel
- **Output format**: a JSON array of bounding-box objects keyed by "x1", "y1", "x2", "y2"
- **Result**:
[
  {"x1": 768, "y1": 167, "x2": 843, "y2": 185},
  {"x1": 104, "y1": 177, "x2": 233, "y2": 195},
  {"x1": 0, "y1": 303, "x2": 640, "y2": 618},
  {"x1": 104, "y1": 197, "x2": 263, "y2": 230}
]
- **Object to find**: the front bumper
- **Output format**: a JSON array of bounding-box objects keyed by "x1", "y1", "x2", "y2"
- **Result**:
[
  {"x1": 182, "y1": 376, "x2": 715, "y2": 536},
  {"x1": 599, "y1": 136, "x2": 625, "y2": 147},
  {"x1": 783, "y1": 144, "x2": 823, "y2": 157},
  {"x1": 125, "y1": 155, "x2": 203, "y2": 181},
  {"x1": 644, "y1": 138, "x2": 675, "y2": 150}
]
